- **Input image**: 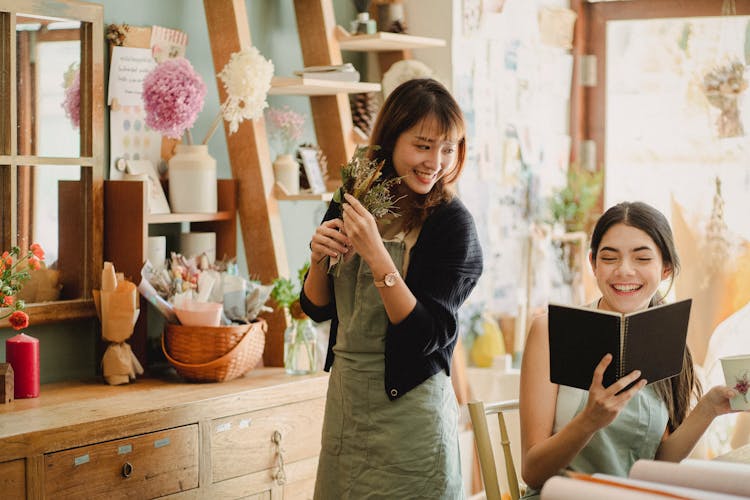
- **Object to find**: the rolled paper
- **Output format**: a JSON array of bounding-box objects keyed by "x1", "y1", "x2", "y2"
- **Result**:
[{"x1": 5, "y1": 333, "x2": 40, "y2": 398}]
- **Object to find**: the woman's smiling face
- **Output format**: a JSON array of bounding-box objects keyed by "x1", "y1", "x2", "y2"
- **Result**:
[
  {"x1": 591, "y1": 222, "x2": 673, "y2": 314},
  {"x1": 391, "y1": 115, "x2": 459, "y2": 195}
]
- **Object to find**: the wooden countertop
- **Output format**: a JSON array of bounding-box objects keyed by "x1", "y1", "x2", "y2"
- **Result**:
[{"x1": 0, "y1": 368, "x2": 329, "y2": 462}]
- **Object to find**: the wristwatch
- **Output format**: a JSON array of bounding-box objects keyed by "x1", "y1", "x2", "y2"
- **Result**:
[{"x1": 374, "y1": 270, "x2": 400, "y2": 288}]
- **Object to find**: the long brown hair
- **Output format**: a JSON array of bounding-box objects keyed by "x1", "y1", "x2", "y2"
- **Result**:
[
  {"x1": 590, "y1": 201, "x2": 701, "y2": 432},
  {"x1": 368, "y1": 78, "x2": 467, "y2": 229}
]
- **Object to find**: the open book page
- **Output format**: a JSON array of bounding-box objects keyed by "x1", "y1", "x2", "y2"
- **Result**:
[
  {"x1": 539, "y1": 476, "x2": 677, "y2": 499},
  {"x1": 629, "y1": 459, "x2": 750, "y2": 497},
  {"x1": 588, "y1": 473, "x2": 748, "y2": 500}
]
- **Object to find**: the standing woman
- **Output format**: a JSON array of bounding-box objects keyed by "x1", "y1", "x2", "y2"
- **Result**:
[
  {"x1": 519, "y1": 201, "x2": 738, "y2": 499},
  {"x1": 302, "y1": 78, "x2": 483, "y2": 499}
]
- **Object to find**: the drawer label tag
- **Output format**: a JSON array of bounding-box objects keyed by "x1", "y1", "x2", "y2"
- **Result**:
[
  {"x1": 118, "y1": 444, "x2": 133, "y2": 455},
  {"x1": 216, "y1": 422, "x2": 232, "y2": 433},
  {"x1": 74, "y1": 454, "x2": 90, "y2": 466},
  {"x1": 239, "y1": 418, "x2": 252, "y2": 429},
  {"x1": 154, "y1": 437, "x2": 170, "y2": 448}
]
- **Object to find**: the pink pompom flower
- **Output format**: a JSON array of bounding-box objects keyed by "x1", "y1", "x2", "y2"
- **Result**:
[
  {"x1": 142, "y1": 58, "x2": 206, "y2": 139},
  {"x1": 62, "y1": 66, "x2": 80, "y2": 129}
]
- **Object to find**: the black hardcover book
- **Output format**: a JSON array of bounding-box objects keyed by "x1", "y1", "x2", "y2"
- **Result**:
[{"x1": 548, "y1": 298, "x2": 692, "y2": 390}]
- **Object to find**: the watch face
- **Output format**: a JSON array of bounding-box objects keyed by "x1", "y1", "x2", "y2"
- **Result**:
[{"x1": 385, "y1": 273, "x2": 398, "y2": 286}]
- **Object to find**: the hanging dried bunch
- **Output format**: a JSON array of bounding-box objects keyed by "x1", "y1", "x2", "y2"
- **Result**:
[
  {"x1": 701, "y1": 60, "x2": 748, "y2": 138},
  {"x1": 702, "y1": 61, "x2": 748, "y2": 97},
  {"x1": 701, "y1": 177, "x2": 732, "y2": 287}
]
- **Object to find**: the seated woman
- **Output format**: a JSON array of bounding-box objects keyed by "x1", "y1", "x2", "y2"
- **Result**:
[{"x1": 519, "y1": 201, "x2": 740, "y2": 499}]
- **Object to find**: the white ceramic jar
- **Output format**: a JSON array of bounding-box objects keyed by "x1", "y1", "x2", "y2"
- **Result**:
[
  {"x1": 273, "y1": 153, "x2": 300, "y2": 195},
  {"x1": 168, "y1": 144, "x2": 217, "y2": 213}
]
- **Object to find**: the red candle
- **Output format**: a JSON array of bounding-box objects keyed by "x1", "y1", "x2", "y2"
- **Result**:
[{"x1": 5, "y1": 333, "x2": 40, "y2": 398}]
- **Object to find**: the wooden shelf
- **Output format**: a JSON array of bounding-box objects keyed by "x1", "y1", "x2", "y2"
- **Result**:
[
  {"x1": 269, "y1": 76, "x2": 380, "y2": 95},
  {"x1": 273, "y1": 182, "x2": 333, "y2": 201},
  {"x1": 147, "y1": 210, "x2": 234, "y2": 224},
  {"x1": 336, "y1": 26, "x2": 446, "y2": 52}
]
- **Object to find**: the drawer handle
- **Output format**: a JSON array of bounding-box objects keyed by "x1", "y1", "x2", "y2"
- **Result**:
[
  {"x1": 272, "y1": 430, "x2": 287, "y2": 486},
  {"x1": 121, "y1": 462, "x2": 134, "y2": 478}
]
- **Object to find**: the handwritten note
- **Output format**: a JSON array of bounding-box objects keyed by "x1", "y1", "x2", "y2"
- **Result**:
[{"x1": 107, "y1": 46, "x2": 156, "y2": 106}]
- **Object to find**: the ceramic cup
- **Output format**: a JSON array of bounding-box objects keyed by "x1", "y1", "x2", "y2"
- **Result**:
[
  {"x1": 179, "y1": 232, "x2": 216, "y2": 264},
  {"x1": 720, "y1": 354, "x2": 750, "y2": 410},
  {"x1": 147, "y1": 236, "x2": 167, "y2": 271}
]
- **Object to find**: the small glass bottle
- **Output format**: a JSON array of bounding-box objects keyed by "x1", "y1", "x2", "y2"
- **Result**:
[
  {"x1": 284, "y1": 308, "x2": 318, "y2": 375},
  {"x1": 350, "y1": 12, "x2": 377, "y2": 35}
]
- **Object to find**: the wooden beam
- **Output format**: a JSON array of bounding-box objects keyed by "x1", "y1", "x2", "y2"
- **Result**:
[
  {"x1": 293, "y1": 0, "x2": 354, "y2": 179},
  {"x1": 203, "y1": 0, "x2": 288, "y2": 366}
]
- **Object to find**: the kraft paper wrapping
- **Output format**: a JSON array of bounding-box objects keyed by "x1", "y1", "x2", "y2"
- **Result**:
[
  {"x1": 100, "y1": 281, "x2": 139, "y2": 343},
  {"x1": 94, "y1": 262, "x2": 142, "y2": 385},
  {"x1": 102, "y1": 343, "x2": 144, "y2": 385}
]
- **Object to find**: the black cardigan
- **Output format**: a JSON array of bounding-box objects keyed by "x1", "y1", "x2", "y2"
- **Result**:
[{"x1": 300, "y1": 196, "x2": 483, "y2": 400}]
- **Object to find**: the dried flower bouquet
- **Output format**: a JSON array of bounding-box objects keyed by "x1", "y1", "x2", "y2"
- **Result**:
[{"x1": 327, "y1": 146, "x2": 403, "y2": 276}]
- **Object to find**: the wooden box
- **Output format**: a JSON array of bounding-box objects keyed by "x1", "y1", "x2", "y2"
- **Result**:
[{"x1": 0, "y1": 364, "x2": 13, "y2": 404}]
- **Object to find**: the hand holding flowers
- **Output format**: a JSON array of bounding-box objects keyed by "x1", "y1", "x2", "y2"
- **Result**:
[
  {"x1": 1, "y1": 244, "x2": 45, "y2": 330},
  {"x1": 325, "y1": 146, "x2": 403, "y2": 275}
]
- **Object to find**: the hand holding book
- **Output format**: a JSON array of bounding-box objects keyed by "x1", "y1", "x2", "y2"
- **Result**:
[{"x1": 548, "y1": 299, "x2": 692, "y2": 390}]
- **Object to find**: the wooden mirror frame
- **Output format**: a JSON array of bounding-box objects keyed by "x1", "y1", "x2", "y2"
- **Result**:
[{"x1": 0, "y1": 0, "x2": 103, "y2": 324}]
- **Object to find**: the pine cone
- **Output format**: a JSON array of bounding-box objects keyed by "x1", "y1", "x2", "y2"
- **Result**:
[
  {"x1": 386, "y1": 19, "x2": 408, "y2": 34},
  {"x1": 349, "y1": 92, "x2": 380, "y2": 138}
]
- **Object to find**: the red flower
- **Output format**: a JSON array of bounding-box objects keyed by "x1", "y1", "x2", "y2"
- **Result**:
[
  {"x1": 29, "y1": 257, "x2": 41, "y2": 271},
  {"x1": 8, "y1": 310, "x2": 29, "y2": 330},
  {"x1": 30, "y1": 243, "x2": 45, "y2": 260},
  {"x1": 3, "y1": 295, "x2": 14, "y2": 306}
]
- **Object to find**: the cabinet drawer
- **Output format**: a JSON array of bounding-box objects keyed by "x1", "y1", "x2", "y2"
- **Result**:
[
  {"x1": 45, "y1": 424, "x2": 198, "y2": 499},
  {"x1": 212, "y1": 398, "x2": 324, "y2": 483},
  {"x1": 0, "y1": 459, "x2": 25, "y2": 500}
]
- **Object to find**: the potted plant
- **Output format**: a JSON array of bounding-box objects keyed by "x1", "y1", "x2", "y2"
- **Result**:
[{"x1": 548, "y1": 163, "x2": 603, "y2": 233}]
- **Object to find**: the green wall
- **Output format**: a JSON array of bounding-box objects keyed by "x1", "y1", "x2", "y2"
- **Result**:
[{"x1": 1, "y1": 0, "x2": 360, "y2": 383}]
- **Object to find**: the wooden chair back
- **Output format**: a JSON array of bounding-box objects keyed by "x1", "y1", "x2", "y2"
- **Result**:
[{"x1": 468, "y1": 399, "x2": 521, "y2": 500}]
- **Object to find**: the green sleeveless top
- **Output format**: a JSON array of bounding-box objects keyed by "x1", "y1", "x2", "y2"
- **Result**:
[{"x1": 522, "y1": 302, "x2": 669, "y2": 499}]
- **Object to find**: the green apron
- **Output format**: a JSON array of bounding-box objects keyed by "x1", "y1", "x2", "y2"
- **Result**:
[{"x1": 313, "y1": 238, "x2": 464, "y2": 500}]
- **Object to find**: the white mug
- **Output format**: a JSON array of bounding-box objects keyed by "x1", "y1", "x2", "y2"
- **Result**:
[{"x1": 720, "y1": 354, "x2": 750, "y2": 410}]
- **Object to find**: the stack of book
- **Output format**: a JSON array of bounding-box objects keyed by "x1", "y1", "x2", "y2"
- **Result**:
[{"x1": 294, "y1": 63, "x2": 360, "y2": 82}]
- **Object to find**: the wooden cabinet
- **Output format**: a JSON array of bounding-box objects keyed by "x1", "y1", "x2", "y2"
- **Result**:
[
  {"x1": 0, "y1": 369, "x2": 328, "y2": 499},
  {"x1": 0, "y1": 459, "x2": 26, "y2": 500},
  {"x1": 45, "y1": 425, "x2": 199, "y2": 499},
  {"x1": 211, "y1": 398, "x2": 324, "y2": 483},
  {"x1": 103, "y1": 178, "x2": 237, "y2": 368}
]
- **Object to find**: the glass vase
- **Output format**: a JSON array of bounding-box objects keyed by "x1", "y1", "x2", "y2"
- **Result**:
[{"x1": 284, "y1": 314, "x2": 318, "y2": 375}]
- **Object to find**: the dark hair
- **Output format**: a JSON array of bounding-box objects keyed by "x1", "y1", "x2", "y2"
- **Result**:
[
  {"x1": 590, "y1": 201, "x2": 700, "y2": 431},
  {"x1": 368, "y1": 78, "x2": 466, "y2": 228}
]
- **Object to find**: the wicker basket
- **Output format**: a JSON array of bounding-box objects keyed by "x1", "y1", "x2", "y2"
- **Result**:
[{"x1": 161, "y1": 319, "x2": 267, "y2": 382}]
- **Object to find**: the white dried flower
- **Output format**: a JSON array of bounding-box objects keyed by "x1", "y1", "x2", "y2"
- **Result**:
[{"x1": 218, "y1": 47, "x2": 274, "y2": 134}]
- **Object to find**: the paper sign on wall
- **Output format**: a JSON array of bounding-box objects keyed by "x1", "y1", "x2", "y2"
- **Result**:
[{"x1": 107, "y1": 46, "x2": 156, "y2": 106}]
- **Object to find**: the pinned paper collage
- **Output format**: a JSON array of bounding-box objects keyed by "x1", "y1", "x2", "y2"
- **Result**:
[{"x1": 107, "y1": 25, "x2": 188, "y2": 214}]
